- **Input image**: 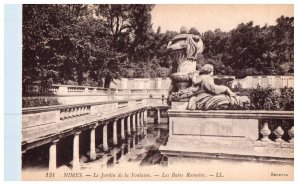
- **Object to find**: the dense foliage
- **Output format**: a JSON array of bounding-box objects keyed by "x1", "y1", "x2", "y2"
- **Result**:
[
  {"x1": 23, "y1": 5, "x2": 294, "y2": 87},
  {"x1": 235, "y1": 86, "x2": 294, "y2": 111}
]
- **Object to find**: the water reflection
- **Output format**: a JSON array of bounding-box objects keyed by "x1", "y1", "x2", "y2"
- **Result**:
[{"x1": 81, "y1": 123, "x2": 168, "y2": 169}]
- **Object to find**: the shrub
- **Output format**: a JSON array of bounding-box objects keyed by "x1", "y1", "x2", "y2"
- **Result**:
[{"x1": 233, "y1": 85, "x2": 293, "y2": 111}]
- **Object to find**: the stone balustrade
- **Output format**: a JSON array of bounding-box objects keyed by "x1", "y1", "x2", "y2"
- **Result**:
[
  {"x1": 22, "y1": 98, "x2": 170, "y2": 171},
  {"x1": 22, "y1": 98, "x2": 169, "y2": 149},
  {"x1": 161, "y1": 110, "x2": 294, "y2": 162},
  {"x1": 22, "y1": 84, "x2": 169, "y2": 108},
  {"x1": 23, "y1": 84, "x2": 169, "y2": 96}
]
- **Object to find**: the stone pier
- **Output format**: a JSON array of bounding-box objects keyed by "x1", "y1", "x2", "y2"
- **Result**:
[
  {"x1": 141, "y1": 111, "x2": 144, "y2": 126},
  {"x1": 121, "y1": 117, "x2": 125, "y2": 140},
  {"x1": 90, "y1": 126, "x2": 97, "y2": 160},
  {"x1": 49, "y1": 140, "x2": 59, "y2": 171},
  {"x1": 102, "y1": 123, "x2": 108, "y2": 151},
  {"x1": 73, "y1": 132, "x2": 80, "y2": 170},
  {"x1": 113, "y1": 119, "x2": 118, "y2": 145},
  {"x1": 127, "y1": 116, "x2": 131, "y2": 135},
  {"x1": 144, "y1": 109, "x2": 148, "y2": 125},
  {"x1": 132, "y1": 114, "x2": 136, "y2": 132},
  {"x1": 157, "y1": 108, "x2": 161, "y2": 124},
  {"x1": 137, "y1": 112, "x2": 140, "y2": 129}
]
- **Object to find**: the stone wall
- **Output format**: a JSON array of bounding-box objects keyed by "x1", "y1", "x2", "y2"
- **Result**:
[
  {"x1": 230, "y1": 76, "x2": 294, "y2": 89},
  {"x1": 109, "y1": 78, "x2": 172, "y2": 90}
]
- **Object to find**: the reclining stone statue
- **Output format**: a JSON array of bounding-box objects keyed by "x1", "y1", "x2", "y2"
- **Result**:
[
  {"x1": 167, "y1": 32, "x2": 250, "y2": 110},
  {"x1": 173, "y1": 64, "x2": 250, "y2": 110}
]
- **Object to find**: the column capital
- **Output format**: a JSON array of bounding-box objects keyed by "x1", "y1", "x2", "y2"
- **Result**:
[
  {"x1": 75, "y1": 132, "x2": 81, "y2": 136},
  {"x1": 52, "y1": 139, "x2": 59, "y2": 144}
]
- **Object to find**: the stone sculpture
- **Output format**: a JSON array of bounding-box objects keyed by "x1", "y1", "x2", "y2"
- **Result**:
[
  {"x1": 167, "y1": 33, "x2": 204, "y2": 91},
  {"x1": 167, "y1": 33, "x2": 250, "y2": 110}
]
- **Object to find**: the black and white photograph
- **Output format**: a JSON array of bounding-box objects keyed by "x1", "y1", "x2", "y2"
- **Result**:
[{"x1": 17, "y1": 3, "x2": 295, "y2": 180}]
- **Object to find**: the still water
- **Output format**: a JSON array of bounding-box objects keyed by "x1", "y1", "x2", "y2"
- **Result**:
[{"x1": 57, "y1": 123, "x2": 169, "y2": 171}]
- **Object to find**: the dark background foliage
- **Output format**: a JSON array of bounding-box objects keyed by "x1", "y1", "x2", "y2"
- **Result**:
[{"x1": 23, "y1": 5, "x2": 294, "y2": 87}]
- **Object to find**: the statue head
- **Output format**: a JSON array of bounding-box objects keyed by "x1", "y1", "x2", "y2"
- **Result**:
[{"x1": 199, "y1": 64, "x2": 214, "y2": 75}]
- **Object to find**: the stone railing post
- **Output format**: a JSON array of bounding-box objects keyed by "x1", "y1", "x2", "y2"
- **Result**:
[{"x1": 57, "y1": 86, "x2": 68, "y2": 96}]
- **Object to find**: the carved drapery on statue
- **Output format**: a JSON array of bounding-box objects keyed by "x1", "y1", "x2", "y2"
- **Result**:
[
  {"x1": 167, "y1": 33, "x2": 250, "y2": 110},
  {"x1": 167, "y1": 34, "x2": 203, "y2": 91},
  {"x1": 188, "y1": 94, "x2": 250, "y2": 110}
]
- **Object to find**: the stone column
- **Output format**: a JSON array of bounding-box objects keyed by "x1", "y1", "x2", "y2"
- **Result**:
[
  {"x1": 121, "y1": 117, "x2": 125, "y2": 140},
  {"x1": 157, "y1": 108, "x2": 161, "y2": 124},
  {"x1": 141, "y1": 111, "x2": 144, "y2": 127},
  {"x1": 132, "y1": 114, "x2": 136, "y2": 132},
  {"x1": 144, "y1": 109, "x2": 148, "y2": 125},
  {"x1": 103, "y1": 123, "x2": 108, "y2": 151},
  {"x1": 90, "y1": 126, "x2": 97, "y2": 160},
  {"x1": 127, "y1": 116, "x2": 131, "y2": 135},
  {"x1": 113, "y1": 119, "x2": 118, "y2": 145},
  {"x1": 137, "y1": 112, "x2": 140, "y2": 129},
  {"x1": 73, "y1": 132, "x2": 81, "y2": 170},
  {"x1": 49, "y1": 140, "x2": 59, "y2": 171}
]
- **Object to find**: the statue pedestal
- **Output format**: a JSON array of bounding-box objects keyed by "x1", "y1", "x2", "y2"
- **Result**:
[
  {"x1": 160, "y1": 109, "x2": 293, "y2": 163},
  {"x1": 171, "y1": 101, "x2": 188, "y2": 110}
]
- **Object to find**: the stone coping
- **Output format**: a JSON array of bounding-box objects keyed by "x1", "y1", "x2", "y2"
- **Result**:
[
  {"x1": 22, "y1": 98, "x2": 144, "y2": 114},
  {"x1": 168, "y1": 109, "x2": 294, "y2": 119},
  {"x1": 22, "y1": 98, "x2": 169, "y2": 114}
]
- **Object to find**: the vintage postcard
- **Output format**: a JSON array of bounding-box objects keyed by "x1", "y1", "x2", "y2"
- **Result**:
[{"x1": 6, "y1": 3, "x2": 295, "y2": 181}]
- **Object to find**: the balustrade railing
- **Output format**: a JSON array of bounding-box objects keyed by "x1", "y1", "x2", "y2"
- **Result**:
[
  {"x1": 22, "y1": 98, "x2": 161, "y2": 144},
  {"x1": 23, "y1": 84, "x2": 168, "y2": 97},
  {"x1": 259, "y1": 120, "x2": 294, "y2": 143}
]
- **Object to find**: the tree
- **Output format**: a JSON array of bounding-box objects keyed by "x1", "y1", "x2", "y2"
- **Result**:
[{"x1": 188, "y1": 27, "x2": 200, "y2": 35}]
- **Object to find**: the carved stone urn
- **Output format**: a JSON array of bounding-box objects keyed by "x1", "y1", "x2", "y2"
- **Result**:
[{"x1": 167, "y1": 34, "x2": 204, "y2": 91}]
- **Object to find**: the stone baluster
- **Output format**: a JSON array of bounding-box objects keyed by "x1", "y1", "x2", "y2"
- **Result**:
[
  {"x1": 113, "y1": 119, "x2": 118, "y2": 145},
  {"x1": 288, "y1": 126, "x2": 294, "y2": 143},
  {"x1": 127, "y1": 116, "x2": 131, "y2": 135},
  {"x1": 73, "y1": 132, "x2": 81, "y2": 170},
  {"x1": 71, "y1": 108, "x2": 75, "y2": 118},
  {"x1": 49, "y1": 140, "x2": 59, "y2": 171},
  {"x1": 83, "y1": 107, "x2": 86, "y2": 115},
  {"x1": 102, "y1": 123, "x2": 108, "y2": 152},
  {"x1": 273, "y1": 126, "x2": 284, "y2": 143},
  {"x1": 90, "y1": 126, "x2": 97, "y2": 160},
  {"x1": 260, "y1": 122, "x2": 271, "y2": 142},
  {"x1": 121, "y1": 117, "x2": 125, "y2": 140},
  {"x1": 60, "y1": 109, "x2": 65, "y2": 120},
  {"x1": 78, "y1": 107, "x2": 82, "y2": 116},
  {"x1": 66, "y1": 108, "x2": 70, "y2": 119}
]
